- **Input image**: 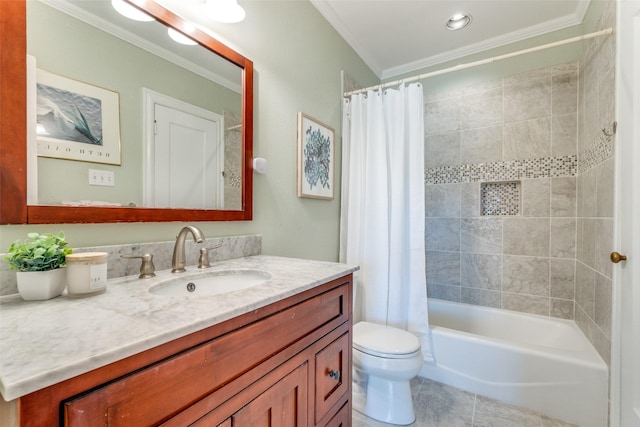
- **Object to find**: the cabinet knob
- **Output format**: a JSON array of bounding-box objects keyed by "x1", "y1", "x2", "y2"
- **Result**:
[
  {"x1": 610, "y1": 252, "x2": 628, "y2": 264},
  {"x1": 328, "y1": 370, "x2": 341, "y2": 380}
]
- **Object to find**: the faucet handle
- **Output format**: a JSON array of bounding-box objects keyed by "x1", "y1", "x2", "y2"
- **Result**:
[
  {"x1": 198, "y1": 244, "x2": 222, "y2": 269},
  {"x1": 121, "y1": 253, "x2": 156, "y2": 278}
]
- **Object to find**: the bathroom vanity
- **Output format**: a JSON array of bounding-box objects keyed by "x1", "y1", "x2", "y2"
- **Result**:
[{"x1": 0, "y1": 256, "x2": 356, "y2": 426}]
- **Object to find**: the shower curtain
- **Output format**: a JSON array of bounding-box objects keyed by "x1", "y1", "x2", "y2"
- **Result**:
[{"x1": 340, "y1": 83, "x2": 431, "y2": 361}]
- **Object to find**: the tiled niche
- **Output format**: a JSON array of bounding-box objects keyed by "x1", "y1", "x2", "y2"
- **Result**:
[{"x1": 480, "y1": 181, "x2": 521, "y2": 216}]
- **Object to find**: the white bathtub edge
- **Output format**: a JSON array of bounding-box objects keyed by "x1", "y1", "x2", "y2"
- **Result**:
[{"x1": 423, "y1": 299, "x2": 609, "y2": 427}]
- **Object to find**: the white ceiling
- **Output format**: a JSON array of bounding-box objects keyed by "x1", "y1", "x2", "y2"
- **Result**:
[{"x1": 310, "y1": 0, "x2": 591, "y2": 79}]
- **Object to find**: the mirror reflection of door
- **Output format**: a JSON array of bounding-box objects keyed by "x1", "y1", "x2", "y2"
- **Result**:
[{"x1": 143, "y1": 89, "x2": 224, "y2": 209}]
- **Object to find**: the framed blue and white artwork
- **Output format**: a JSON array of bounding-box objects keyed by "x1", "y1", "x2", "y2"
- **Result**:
[{"x1": 297, "y1": 112, "x2": 334, "y2": 200}]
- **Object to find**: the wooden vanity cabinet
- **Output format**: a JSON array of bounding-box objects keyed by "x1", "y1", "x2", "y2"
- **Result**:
[
  {"x1": 18, "y1": 274, "x2": 353, "y2": 426},
  {"x1": 182, "y1": 329, "x2": 351, "y2": 427}
]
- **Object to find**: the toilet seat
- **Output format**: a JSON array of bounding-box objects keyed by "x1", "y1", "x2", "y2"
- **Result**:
[{"x1": 353, "y1": 321, "x2": 421, "y2": 359}]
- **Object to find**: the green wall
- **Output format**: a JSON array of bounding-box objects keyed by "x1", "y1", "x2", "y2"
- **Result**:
[{"x1": 1, "y1": 0, "x2": 378, "y2": 262}]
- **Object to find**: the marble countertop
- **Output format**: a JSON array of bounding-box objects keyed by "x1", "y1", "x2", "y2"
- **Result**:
[{"x1": 0, "y1": 255, "x2": 358, "y2": 401}]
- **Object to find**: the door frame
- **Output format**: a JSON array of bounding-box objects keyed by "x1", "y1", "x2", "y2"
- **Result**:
[
  {"x1": 611, "y1": 0, "x2": 640, "y2": 425},
  {"x1": 142, "y1": 88, "x2": 224, "y2": 207}
]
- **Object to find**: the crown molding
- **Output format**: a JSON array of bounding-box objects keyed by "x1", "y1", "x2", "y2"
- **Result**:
[
  {"x1": 311, "y1": 0, "x2": 591, "y2": 81},
  {"x1": 381, "y1": 6, "x2": 589, "y2": 80}
]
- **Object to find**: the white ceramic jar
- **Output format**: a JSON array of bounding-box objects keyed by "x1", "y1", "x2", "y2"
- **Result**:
[{"x1": 65, "y1": 252, "x2": 108, "y2": 297}]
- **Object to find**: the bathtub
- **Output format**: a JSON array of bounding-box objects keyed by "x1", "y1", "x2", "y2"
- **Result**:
[{"x1": 421, "y1": 299, "x2": 608, "y2": 427}]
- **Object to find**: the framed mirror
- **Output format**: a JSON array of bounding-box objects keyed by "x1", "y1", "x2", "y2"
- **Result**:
[{"x1": 0, "y1": 0, "x2": 253, "y2": 224}]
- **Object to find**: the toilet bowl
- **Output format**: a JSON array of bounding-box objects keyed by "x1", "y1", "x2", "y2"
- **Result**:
[{"x1": 352, "y1": 321, "x2": 424, "y2": 425}]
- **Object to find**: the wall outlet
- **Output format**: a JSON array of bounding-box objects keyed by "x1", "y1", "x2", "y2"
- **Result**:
[{"x1": 89, "y1": 169, "x2": 115, "y2": 187}]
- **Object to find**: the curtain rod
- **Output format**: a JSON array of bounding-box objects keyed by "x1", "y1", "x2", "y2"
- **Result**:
[{"x1": 344, "y1": 27, "x2": 614, "y2": 97}]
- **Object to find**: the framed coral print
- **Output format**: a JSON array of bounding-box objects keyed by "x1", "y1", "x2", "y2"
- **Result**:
[
  {"x1": 297, "y1": 112, "x2": 335, "y2": 200},
  {"x1": 35, "y1": 69, "x2": 121, "y2": 165}
]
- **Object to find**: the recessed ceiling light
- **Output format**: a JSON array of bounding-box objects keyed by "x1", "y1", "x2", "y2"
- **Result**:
[
  {"x1": 446, "y1": 13, "x2": 472, "y2": 31},
  {"x1": 111, "y1": 0, "x2": 154, "y2": 22}
]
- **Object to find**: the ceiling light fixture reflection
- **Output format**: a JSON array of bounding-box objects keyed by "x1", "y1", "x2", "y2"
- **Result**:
[
  {"x1": 111, "y1": 0, "x2": 154, "y2": 22},
  {"x1": 168, "y1": 27, "x2": 198, "y2": 45},
  {"x1": 203, "y1": 0, "x2": 246, "y2": 23},
  {"x1": 446, "y1": 13, "x2": 472, "y2": 31}
]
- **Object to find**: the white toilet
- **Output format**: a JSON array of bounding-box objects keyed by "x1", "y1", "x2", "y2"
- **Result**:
[{"x1": 352, "y1": 321, "x2": 424, "y2": 425}]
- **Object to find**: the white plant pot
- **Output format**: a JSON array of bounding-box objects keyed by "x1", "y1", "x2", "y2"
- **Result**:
[{"x1": 16, "y1": 268, "x2": 67, "y2": 300}]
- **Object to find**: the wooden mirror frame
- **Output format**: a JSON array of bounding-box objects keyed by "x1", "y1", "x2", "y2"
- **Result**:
[{"x1": 0, "y1": 0, "x2": 253, "y2": 224}]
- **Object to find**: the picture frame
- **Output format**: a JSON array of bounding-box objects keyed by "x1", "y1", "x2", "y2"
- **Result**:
[
  {"x1": 35, "y1": 69, "x2": 121, "y2": 165},
  {"x1": 297, "y1": 112, "x2": 335, "y2": 200}
]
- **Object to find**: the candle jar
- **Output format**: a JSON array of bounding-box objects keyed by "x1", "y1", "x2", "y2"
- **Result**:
[{"x1": 65, "y1": 252, "x2": 108, "y2": 297}]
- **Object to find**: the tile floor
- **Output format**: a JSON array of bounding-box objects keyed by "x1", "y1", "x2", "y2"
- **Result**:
[{"x1": 352, "y1": 376, "x2": 580, "y2": 427}]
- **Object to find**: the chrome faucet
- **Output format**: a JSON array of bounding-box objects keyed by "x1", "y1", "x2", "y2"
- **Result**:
[{"x1": 171, "y1": 226, "x2": 205, "y2": 273}]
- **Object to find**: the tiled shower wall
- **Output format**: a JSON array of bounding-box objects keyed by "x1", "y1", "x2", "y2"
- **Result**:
[
  {"x1": 224, "y1": 111, "x2": 243, "y2": 210},
  {"x1": 424, "y1": 0, "x2": 616, "y2": 365},
  {"x1": 575, "y1": 0, "x2": 616, "y2": 365},
  {"x1": 424, "y1": 62, "x2": 580, "y2": 319}
]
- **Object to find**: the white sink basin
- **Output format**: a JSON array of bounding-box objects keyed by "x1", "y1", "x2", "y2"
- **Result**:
[{"x1": 149, "y1": 270, "x2": 271, "y2": 296}]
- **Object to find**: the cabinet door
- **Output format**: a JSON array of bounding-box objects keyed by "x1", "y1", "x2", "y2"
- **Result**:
[
  {"x1": 314, "y1": 332, "x2": 350, "y2": 424},
  {"x1": 231, "y1": 362, "x2": 308, "y2": 426},
  {"x1": 324, "y1": 402, "x2": 350, "y2": 427}
]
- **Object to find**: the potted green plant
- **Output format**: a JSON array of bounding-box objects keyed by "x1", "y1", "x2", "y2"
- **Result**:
[{"x1": 4, "y1": 232, "x2": 73, "y2": 300}]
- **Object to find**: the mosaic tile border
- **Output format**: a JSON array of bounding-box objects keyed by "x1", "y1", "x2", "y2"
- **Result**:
[
  {"x1": 578, "y1": 131, "x2": 615, "y2": 174},
  {"x1": 425, "y1": 155, "x2": 577, "y2": 185},
  {"x1": 481, "y1": 181, "x2": 521, "y2": 216}
]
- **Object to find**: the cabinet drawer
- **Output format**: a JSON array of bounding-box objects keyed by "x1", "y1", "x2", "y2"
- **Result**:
[
  {"x1": 64, "y1": 284, "x2": 349, "y2": 426},
  {"x1": 314, "y1": 332, "x2": 350, "y2": 424}
]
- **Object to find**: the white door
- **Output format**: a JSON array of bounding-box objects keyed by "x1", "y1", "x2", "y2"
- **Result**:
[
  {"x1": 614, "y1": 1, "x2": 640, "y2": 425},
  {"x1": 142, "y1": 89, "x2": 224, "y2": 209}
]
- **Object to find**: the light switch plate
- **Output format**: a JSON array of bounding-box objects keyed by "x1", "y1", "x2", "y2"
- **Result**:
[{"x1": 89, "y1": 169, "x2": 115, "y2": 187}]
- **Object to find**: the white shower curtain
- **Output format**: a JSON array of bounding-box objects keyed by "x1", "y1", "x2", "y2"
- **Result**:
[{"x1": 340, "y1": 83, "x2": 431, "y2": 361}]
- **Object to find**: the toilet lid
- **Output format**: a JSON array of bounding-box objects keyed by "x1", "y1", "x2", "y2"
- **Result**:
[{"x1": 353, "y1": 321, "x2": 421, "y2": 358}]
